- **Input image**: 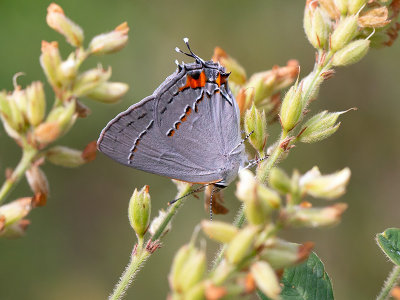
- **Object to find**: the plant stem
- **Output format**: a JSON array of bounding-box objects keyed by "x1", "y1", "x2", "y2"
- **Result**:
[
  {"x1": 109, "y1": 184, "x2": 192, "y2": 299},
  {"x1": 109, "y1": 244, "x2": 150, "y2": 300},
  {"x1": 0, "y1": 144, "x2": 37, "y2": 205},
  {"x1": 377, "y1": 265, "x2": 400, "y2": 300}
]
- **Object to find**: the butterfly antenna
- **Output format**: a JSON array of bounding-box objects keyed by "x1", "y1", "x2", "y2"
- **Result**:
[
  {"x1": 175, "y1": 38, "x2": 205, "y2": 65},
  {"x1": 209, "y1": 186, "x2": 217, "y2": 221},
  {"x1": 168, "y1": 183, "x2": 211, "y2": 206},
  {"x1": 242, "y1": 155, "x2": 269, "y2": 170},
  {"x1": 229, "y1": 130, "x2": 254, "y2": 155}
]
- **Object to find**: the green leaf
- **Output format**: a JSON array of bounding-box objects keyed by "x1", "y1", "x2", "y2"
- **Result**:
[
  {"x1": 377, "y1": 228, "x2": 400, "y2": 266},
  {"x1": 257, "y1": 252, "x2": 334, "y2": 300}
]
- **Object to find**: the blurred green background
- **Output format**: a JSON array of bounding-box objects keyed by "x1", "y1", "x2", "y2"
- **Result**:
[{"x1": 0, "y1": 1, "x2": 399, "y2": 299}]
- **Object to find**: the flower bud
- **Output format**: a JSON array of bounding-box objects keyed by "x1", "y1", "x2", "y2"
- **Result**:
[
  {"x1": 34, "y1": 100, "x2": 77, "y2": 145},
  {"x1": 287, "y1": 203, "x2": 348, "y2": 227},
  {"x1": 0, "y1": 198, "x2": 32, "y2": 228},
  {"x1": 25, "y1": 166, "x2": 49, "y2": 203},
  {"x1": 0, "y1": 92, "x2": 25, "y2": 133},
  {"x1": 86, "y1": 82, "x2": 129, "y2": 103},
  {"x1": 73, "y1": 66, "x2": 112, "y2": 96},
  {"x1": 244, "y1": 104, "x2": 267, "y2": 153},
  {"x1": 201, "y1": 220, "x2": 238, "y2": 243},
  {"x1": 313, "y1": 8, "x2": 331, "y2": 48},
  {"x1": 149, "y1": 209, "x2": 171, "y2": 238},
  {"x1": 250, "y1": 261, "x2": 281, "y2": 299},
  {"x1": 12, "y1": 88, "x2": 28, "y2": 118},
  {"x1": 184, "y1": 282, "x2": 205, "y2": 300},
  {"x1": 170, "y1": 245, "x2": 206, "y2": 293},
  {"x1": 40, "y1": 41, "x2": 62, "y2": 87},
  {"x1": 301, "y1": 71, "x2": 324, "y2": 104},
  {"x1": 331, "y1": 16, "x2": 358, "y2": 51},
  {"x1": 212, "y1": 47, "x2": 246, "y2": 85},
  {"x1": 89, "y1": 22, "x2": 129, "y2": 55},
  {"x1": 319, "y1": 0, "x2": 340, "y2": 20},
  {"x1": 226, "y1": 226, "x2": 259, "y2": 264},
  {"x1": 280, "y1": 83, "x2": 303, "y2": 132},
  {"x1": 0, "y1": 219, "x2": 30, "y2": 238},
  {"x1": 46, "y1": 146, "x2": 86, "y2": 167},
  {"x1": 300, "y1": 167, "x2": 351, "y2": 199},
  {"x1": 26, "y1": 81, "x2": 46, "y2": 126},
  {"x1": 46, "y1": 3, "x2": 84, "y2": 47},
  {"x1": 299, "y1": 109, "x2": 351, "y2": 143},
  {"x1": 128, "y1": 185, "x2": 151, "y2": 238},
  {"x1": 169, "y1": 244, "x2": 193, "y2": 292},
  {"x1": 358, "y1": 7, "x2": 390, "y2": 28},
  {"x1": 332, "y1": 39, "x2": 370, "y2": 67},
  {"x1": 348, "y1": 0, "x2": 367, "y2": 15},
  {"x1": 260, "y1": 239, "x2": 313, "y2": 269},
  {"x1": 334, "y1": 0, "x2": 348, "y2": 15},
  {"x1": 58, "y1": 53, "x2": 78, "y2": 82},
  {"x1": 268, "y1": 167, "x2": 292, "y2": 194}
]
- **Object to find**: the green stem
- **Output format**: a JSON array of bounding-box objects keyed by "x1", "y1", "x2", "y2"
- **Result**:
[
  {"x1": 109, "y1": 244, "x2": 150, "y2": 300},
  {"x1": 109, "y1": 184, "x2": 191, "y2": 299},
  {"x1": 377, "y1": 265, "x2": 400, "y2": 300},
  {"x1": 0, "y1": 144, "x2": 37, "y2": 205}
]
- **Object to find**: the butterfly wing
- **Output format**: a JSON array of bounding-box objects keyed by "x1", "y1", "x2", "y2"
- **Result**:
[{"x1": 97, "y1": 62, "x2": 243, "y2": 184}]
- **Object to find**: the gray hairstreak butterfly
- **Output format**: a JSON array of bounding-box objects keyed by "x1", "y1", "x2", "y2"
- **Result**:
[{"x1": 97, "y1": 38, "x2": 248, "y2": 206}]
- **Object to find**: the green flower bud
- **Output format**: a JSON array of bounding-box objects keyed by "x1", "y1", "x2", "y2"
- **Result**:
[
  {"x1": 280, "y1": 84, "x2": 303, "y2": 132},
  {"x1": 89, "y1": 22, "x2": 129, "y2": 55},
  {"x1": 86, "y1": 82, "x2": 129, "y2": 103},
  {"x1": 331, "y1": 16, "x2": 358, "y2": 51},
  {"x1": 268, "y1": 167, "x2": 292, "y2": 194},
  {"x1": 0, "y1": 198, "x2": 32, "y2": 228},
  {"x1": 184, "y1": 282, "x2": 205, "y2": 300},
  {"x1": 299, "y1": 109, "x2": 352, "y2": 143},
  {"x1": 46, "y1": 3, "x2": 84, "y2": 47},
  {"x1": 244, "y1": 104, "x2": 267, "y2": 154},
  {"x1": 58, "y1": 53, "x2": 78, "y2": 82},
  {"x1": 313, "y1": 8, "x2": 330, "y2": 48},
  {"x1": 287, "y1": 203, "x2": 348, "y2": 227},
  {"x1": 12, "y1": 89, "x2": 28, "y2": 119},
  {"x1": 46, "y1": 146, "x2": 87, "y2": 167},
  {"x1": 177, "y1": 248, "x2": 206, "y2": 292},
  {"x1": 260, "y1": 239, "x2": 313, "y2": 269},
  {"x1": 300, "y1": 166, "x2": 351, "y2": 199},
  {"x1": 0, "y1": 92, "x2": 25, "y2": 134},
  {"x1": 40, "y1": 41, "x2": 62, "y2": 88},
  {"x1": 226, "y1": 226, "x2": 259, "y2": 264},
  {"x1": 334, "y1": 0, "x2": 348, "y2": 15},
  {"x1": 212, "y1": 47, "x2": 247, "y2": 85},
  {"x1": 348, "y1": 0, "x2": 367, "y2": 15},
  {"x1": 201, "y1": 220, "x2": 238, "y2": 243},
  {"x1": 128, "y1": 185, "x2": 151, "y2": 238},
  {"x1": 26, "y1": 81, "x2": 46, "y2": 127},
  {"x1": 250, "y1": 261, "x2": 281, "y2": 299},
  {"x1": 257, "y1": 184, "x2": 281, "y2": 210},
  {"x1": 169, "y1": 244, "x2": 194, "y2": 292},
  {"x1": 301, "y1": 71, "x2": 324, "y2": 104},
  {"x1": 332, "y1": 39, "x2": 370, "y2": 66},
  {"x1": 73, "y1": 66, "x2": 112, "y2": 96}
]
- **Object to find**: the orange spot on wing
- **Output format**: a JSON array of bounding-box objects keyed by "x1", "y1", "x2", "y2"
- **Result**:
[
  {"x1": 215, "y1": 72, "x2": 227, "y2": 87},
  {"x1": 181, "y1": 115, "x2": 187, "y2": 122},
  {"x1": 186, "y1": 107, "x2": 192, "y2": 116},
  {"x1": 179, "y1": 71, "x2": 206, "y2": 91},
  {"x1": 175, "y1": 122, "x2": 181, "y2": 130},
  {"x1": 168, "y1": 130, "x2": 175, "y2": 137}
]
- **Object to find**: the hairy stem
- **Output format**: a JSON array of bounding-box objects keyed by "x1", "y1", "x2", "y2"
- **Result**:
[
  {"x1": 109, "y1": 184, "x2": 192, "y2": 299},
  {"x1": 377, "y1": 265, "x2": 400, "y2": 300},
  {"x1": 0, "y1": 144, "x2": 37, "y2": 205}
]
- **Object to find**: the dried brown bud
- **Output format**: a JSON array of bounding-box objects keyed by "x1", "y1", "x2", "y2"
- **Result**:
[{"x1": 359, "y1": 7, "x2": 390, "y2": 28}]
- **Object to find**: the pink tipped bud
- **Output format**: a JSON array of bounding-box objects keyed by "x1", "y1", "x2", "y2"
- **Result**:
[
  {"x1": 46, "y1": 3, "x2": 84, "y2": 47},
  {"x1": 89, "y1": 22, "x2": 129, "y2": 55}
]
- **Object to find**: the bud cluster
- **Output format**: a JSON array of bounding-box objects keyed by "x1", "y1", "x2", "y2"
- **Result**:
[
  {"x1": 167, "y1": 165, "x2": 350, "y2": 299},
  {"x1": 0, "y1": 3, "x2": 130, "y2": 239},
  {"x1": 212, "y1": 47, "x2": 299, "y2": 123}
]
